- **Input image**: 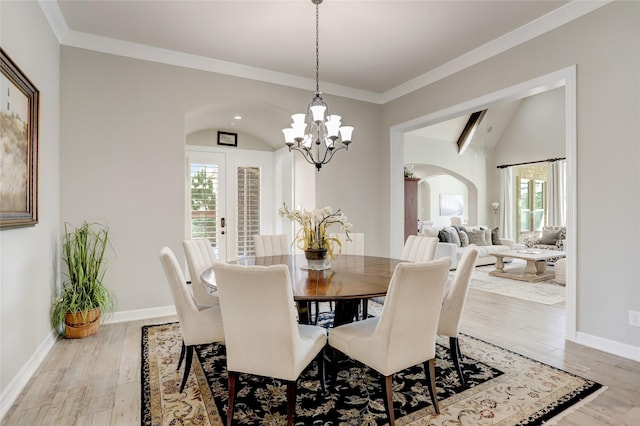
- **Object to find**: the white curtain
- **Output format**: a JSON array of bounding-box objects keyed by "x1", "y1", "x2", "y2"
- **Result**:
[
  {"x1": 547, "y1": 159, "x2": 566, "y2": 226},
  {"x1": 499, "y1": 167, "x2": 514, "y2": 240}
]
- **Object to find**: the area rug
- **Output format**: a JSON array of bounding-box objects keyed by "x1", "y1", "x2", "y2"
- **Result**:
[
  {"x1": 141, "y1": 322, "x2": 603, "y2": 425},
  {"x1": 459, "y1": 265, "x2": 566, "y2": 305}
]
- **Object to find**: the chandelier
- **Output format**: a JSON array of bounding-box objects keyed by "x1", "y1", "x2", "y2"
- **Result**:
[{"x1": 282, "y1": 0, "x2": 354, "y2": 171}]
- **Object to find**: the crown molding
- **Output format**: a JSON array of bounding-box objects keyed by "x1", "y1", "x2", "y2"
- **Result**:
[
  {"x1": 38, "y1": 0, "x2": 611, "y2": 105},
  {"x1": 380, "y1": 0, "x2": 612, "y2": 103}
]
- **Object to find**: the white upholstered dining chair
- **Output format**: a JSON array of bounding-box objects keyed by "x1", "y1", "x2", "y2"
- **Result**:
[
  {"x1": 159, "y1": 247, "x2": 225, "y2": 393},
  {"x1": 401, "y1": 235, "x2": 439, "y2": 262},
  {"x1": 438, "y1": 246, "x2": 479, "y2": 385},
  {"x1": 212, "y1": 262, "x2": 327, "y2": 426},
  {"x1": 253, "y1": 234, "x2": 290, "y2": 257},
  {"x1": 183, "y1": 238, "x2": 219, "y2": 306},
  {"x1": 328, "y1": 257, "x2": 452, "y2": 424},
  {"x1": 329, "y1": 232, "x2": 365, "y2": 255}
]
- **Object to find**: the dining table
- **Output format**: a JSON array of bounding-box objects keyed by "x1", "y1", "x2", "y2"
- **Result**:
[{"x1": 200, "y1": 254, "x2": 406, "y2": 327}]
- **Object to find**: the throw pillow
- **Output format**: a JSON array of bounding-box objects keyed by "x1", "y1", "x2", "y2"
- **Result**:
[
  {"x1": 483, "y1": 227, "x2": 492, "y2": 246},
  {"x1": 422, "y1": 226, "x2": 439, "y2": 238},
  {"x1": 458, "y1": 230, "x2": 469, "y2": 247},
  {"x1": 438, "y1": 229, "x2": 451, "y2": 243},
  {"x1": 467, "y1": 229, "x2": 488, "y2": 246},
  {"x1": 445, "y1": 226, "x2": 461, "y2": 247},
  {"x1": 491, "y1": 227, "x2": 500, "y2": 245},
  {"x1": 540, "y1": 228, "x2": 561, "y2": 245}
]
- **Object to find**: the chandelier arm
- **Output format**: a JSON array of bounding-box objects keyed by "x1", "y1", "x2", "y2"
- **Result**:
[
  {"x1": 320, "y1": 144, "x2": 346, "y2": 166},
  {"x1": 289, "y1": 146, "x2": 320, "y2": 167}
]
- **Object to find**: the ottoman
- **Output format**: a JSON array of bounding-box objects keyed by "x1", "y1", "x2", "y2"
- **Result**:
[{"x1": 554, "y1": 257, "x2": 567, "y2": 285}]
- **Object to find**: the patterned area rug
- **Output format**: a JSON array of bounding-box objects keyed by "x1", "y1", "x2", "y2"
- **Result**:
[
  {"x1": 459, "y1": 264, "x2": 566, "y2": 305},
  {"x1": 141, "y1": 322, "x2": 602, "y2": 425}
]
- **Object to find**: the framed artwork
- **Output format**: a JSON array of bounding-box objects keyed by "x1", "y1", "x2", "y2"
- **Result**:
[
  {"x1": 439, "y1": 193, "x2": 464, "y2": 216},
  {"x1": 1, "y1": 48, "x2": 39, "y2": 229},
  {"x1": 217, "y1": 131, "x2": 237, "y2": 147}
]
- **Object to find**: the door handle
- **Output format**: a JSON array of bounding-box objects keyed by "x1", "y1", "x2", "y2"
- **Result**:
[{"x1": 220, "y1": 217, "x2": 225, "y2": 235}]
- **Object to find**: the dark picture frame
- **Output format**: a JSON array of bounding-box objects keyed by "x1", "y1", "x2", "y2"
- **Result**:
[
  {"x1": 217, "y1": 131, "x2": 237, "y2": 147},
  {"x1": 1, "y1": 48, "x2": 39, "y2": 229}
]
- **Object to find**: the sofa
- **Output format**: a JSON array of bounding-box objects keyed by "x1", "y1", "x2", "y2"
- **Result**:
[{"x1": 421, "y1": 225, "x2": 514, "y2": 269}]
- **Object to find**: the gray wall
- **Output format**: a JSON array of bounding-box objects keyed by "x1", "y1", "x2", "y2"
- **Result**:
[
  {"x1": 381, "y1": 1, "x2": 639, "y2": 350},
  {"x1": 487, "y1": 87, "x2": 566, "y2": 209},
  {"x1": 59, "y1": 48, "x2": 383, "y2": 315},
  {"x1": 0, "y1": 1, "x2": 61, "y2": 405}
]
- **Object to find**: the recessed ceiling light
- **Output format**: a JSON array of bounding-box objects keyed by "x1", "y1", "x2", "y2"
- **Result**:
[{"x1": 234, "y1": 115, "x2": 242, "y2": 120}]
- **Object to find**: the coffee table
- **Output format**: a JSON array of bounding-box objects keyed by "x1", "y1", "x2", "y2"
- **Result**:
[{"x1": 488, "y1": 249, "x2": 566, "y2": 283}]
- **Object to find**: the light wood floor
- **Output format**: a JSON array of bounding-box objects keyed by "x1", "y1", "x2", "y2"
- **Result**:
[{"x1": 2, "y1": 282, "x2": 639, "y2": 425}]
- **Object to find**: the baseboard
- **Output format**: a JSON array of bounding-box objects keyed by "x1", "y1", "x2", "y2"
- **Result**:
[
  {"x1": 0, "y1": 330, "x2": 57, "y2": 421},
  {"x1": 0, "y1": 305, "x2": 176, "y2": 422},
  {"x1": 104, "y1": 305, "x2": 177, "y2": 324},
  {"x1": 575, "y1": 331, "x2": 640, "y2": 362}
]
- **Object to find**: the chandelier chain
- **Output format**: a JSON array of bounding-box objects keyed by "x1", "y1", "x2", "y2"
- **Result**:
[{"x1": 315, "y1": 1, "x2": 320, "y2": 94}]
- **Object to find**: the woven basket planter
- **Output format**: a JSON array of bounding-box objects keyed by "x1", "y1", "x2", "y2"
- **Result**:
[{"x1": 64, "y1": 308, "x2": 101, "y2": 339}]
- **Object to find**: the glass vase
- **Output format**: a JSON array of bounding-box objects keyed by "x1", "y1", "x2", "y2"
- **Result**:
[{"x1": 304, "y1": 248, "x2": 330, "y2": 270}]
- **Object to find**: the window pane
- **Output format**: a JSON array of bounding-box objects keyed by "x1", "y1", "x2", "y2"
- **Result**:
[
  {"x1": 190, "y1": 164, "x2": 218, "y2": 246},
  {"x1": 534, "y1": 210, "x2": 544, "y2": 230},
  {"x1": 520, "y1": 181, "x2": 530, "y2": 209},
  {"x1": 520, "y1": 211, "x2": 532, "y2": 232},
  {"x1": 534, "y1": 180, "x2": 545, "y2": 209}
]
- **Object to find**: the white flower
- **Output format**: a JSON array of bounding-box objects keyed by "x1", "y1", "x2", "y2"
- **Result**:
[{"x1": 279, "y1": 203, "x2": 352, "y2": 254}]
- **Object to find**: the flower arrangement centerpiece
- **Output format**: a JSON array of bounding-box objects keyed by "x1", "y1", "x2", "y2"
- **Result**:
[{"x1": 279, "y1": 203, "x2": 352, "y2": 269}]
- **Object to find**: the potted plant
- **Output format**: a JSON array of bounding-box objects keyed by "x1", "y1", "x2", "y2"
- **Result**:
[
  {"x1": 279, "y1": 203, "x2": 352, "y2": 270},
  {"x1": 50, "y1": 221, "x2": 116, "y2": 338}
]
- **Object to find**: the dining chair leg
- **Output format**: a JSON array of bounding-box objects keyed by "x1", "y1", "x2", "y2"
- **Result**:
[
  {"x1": 381, "y1": 374, "x2": 395, "y2": 425},
  {"x1": 329, "y1": 348, "x2": 341, "y2": 390},
  {"x1": 361, "y1": 298, "x2": 368, "y2": 320},
  {"x1": 449, "y1": 336, "x2": 465, "y2": 386},
  {"x1": 177, "y1": 340, "x2": 186, "y2": 370},
  {"x1": 286, "y1": 380, "x2": 296, "y2": 426},
  {"x1": 423, "y1": 358, "x2": 440, "y2": 414},
  {"x1": 179, "y1": 345, "x2": 194, "y2": 393},
  {"x1": 227, "y1": 371, "x2": 239, "y2": 426},
  {"x1": 313, "y1": 301, "x2": 320, "y2": 325},
  {"x1": 317, "y1": 347, "x2": 326, "y2": 393},
  {"x1": 296, "y1": 302, "x2": 312, "y2": 324}
]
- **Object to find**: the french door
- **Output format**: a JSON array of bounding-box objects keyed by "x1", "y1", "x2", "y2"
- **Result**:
[
  {"x1": 186, "y1": 151, "x2": 227, "y2": 260},
  {"x1": 186, "y1": 147, "x2": 274, "y2": 262}
]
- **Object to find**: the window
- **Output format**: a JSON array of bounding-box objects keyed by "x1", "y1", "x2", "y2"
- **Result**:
[
  {"x1": 237, "y1": 166, "x2": 261, "y2": 258},
  {"x1": 190, "y1": 163, "x2": 218, "y2": 246},
  {"x1": 515, "y1": 164, "x2": 547, "y2": 242}
]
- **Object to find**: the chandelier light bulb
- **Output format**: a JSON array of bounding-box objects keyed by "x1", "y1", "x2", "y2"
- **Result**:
[
  {"x1": 282, "y1": 128, "x2": 296, "y2": 146},
  {"x1": 310, "y1": 105, "x2": 326, "y2": 123},
  {"x1": 339, "y1": 126, "x2": 354, "y2": 143}
]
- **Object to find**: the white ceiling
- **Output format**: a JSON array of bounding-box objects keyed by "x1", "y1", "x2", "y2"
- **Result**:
[{"x1": 42, "y1": 1, "x2": 605, "y2": 148}]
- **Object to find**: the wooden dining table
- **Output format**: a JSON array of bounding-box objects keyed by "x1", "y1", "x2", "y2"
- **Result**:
[{"x1": 200, "y1": 254, "x2": 405, "y2": 326}]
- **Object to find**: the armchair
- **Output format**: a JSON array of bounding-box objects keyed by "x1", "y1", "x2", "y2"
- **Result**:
[{"x1": 523, "y1": 225, "x2": 566, "y2": 263}]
